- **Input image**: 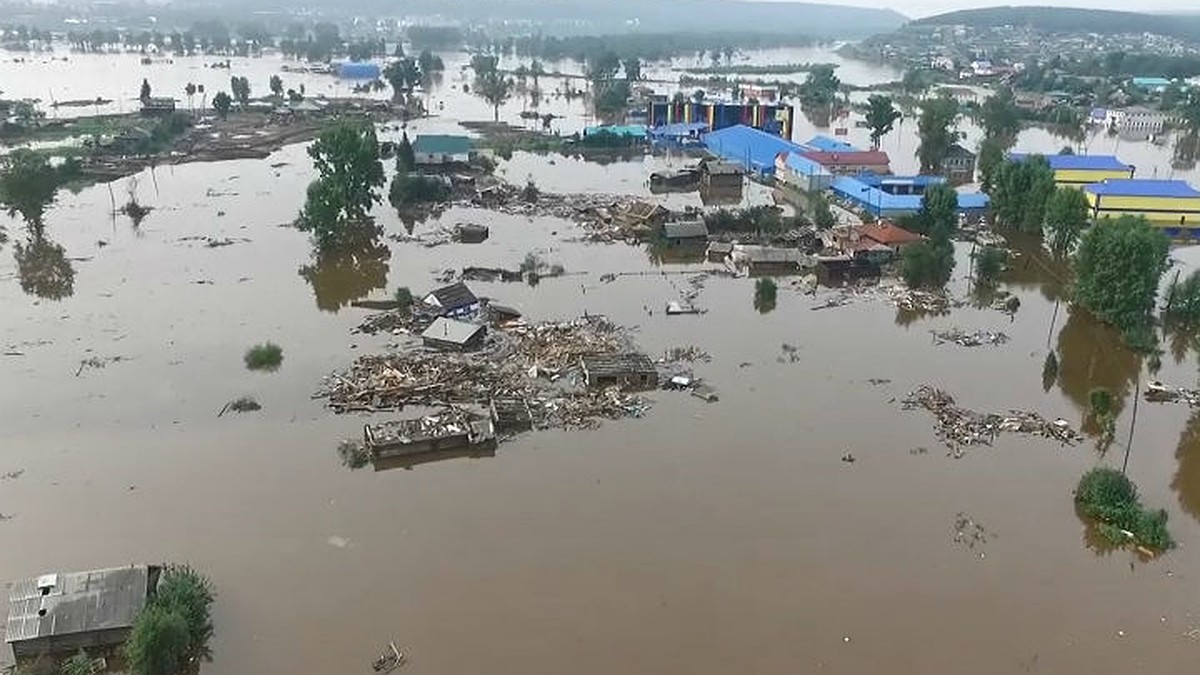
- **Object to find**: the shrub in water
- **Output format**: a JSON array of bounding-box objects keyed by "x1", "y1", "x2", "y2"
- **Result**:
[{"x1": 244, "y1": 342, "x2": 283, "y2": 371}]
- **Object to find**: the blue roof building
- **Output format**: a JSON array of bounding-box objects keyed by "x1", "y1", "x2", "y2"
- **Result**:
[
  {"x1": 703, "y1": 125, "x2": 803, "y2": 176},
  {"x1": 1009, "y1": 152, "x2": 1136, "y2": 185},
  {"x1": 337, "y1": 62, "x2": 381, "y2": 80},
  {"x1": 855, "y1": 171, "x2": 946, "y2": 196},
  {"x1": 1131, "y1": 77, "x2": 1172, "y2": 92},
  {"x1": 831, "y1": 175, "x2": 989, "y2": 217},
  {"x1": 801, "y1": 134, "x2": 859, "y2": 152},
  {"x1": 583, "y1": 124, "x2": 647, "y2": 138}
]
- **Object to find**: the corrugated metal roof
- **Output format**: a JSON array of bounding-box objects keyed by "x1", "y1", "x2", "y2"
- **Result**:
[
  {"x1": 423, "y1": 282, "x2": 478, "y2": 310},
  {"x1": 663, "y1": 220, "x2": 709, "y2": 239},
  {"x1": 5, "y1": 566, "x2": 150, "y2": 644},
  {"x1": 801, "y1": 150, "x2": 890, "y2": 166},
  {"x1": 831, "y1": 175, "x2": 990, "y2": 212},
  {"x1": 413, "y1": 135, "x2": 472, "y2": 156},
  {"x1": 1084, "y1": 179, "x2": 1200, "y2": 198},
  {"x1": 1009, "y1": 153, "x2": 1132, "y2": 171},
  {"x1": 703, "y1": 125, "x2": 805, "y2": 176},
  {"x1": 648, "y1": 122, "x2": 709, "y2": 137},
  {"x1": 783, "y1": 151, "x2": 831, "y2": 178},
  {"x1": 421, "y1": 318, "x2": 485, "y2": 345},
  {"x1": 802, "y1": 135, "x2": 858, "y2": 152},
  {"x1": 583, "y1": 124, "x2": 647, "y2": 138}
]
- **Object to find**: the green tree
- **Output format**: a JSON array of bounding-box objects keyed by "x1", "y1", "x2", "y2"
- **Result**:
[
  {"x1": 0, "y1": 150, "x2": 64, "y2": 234},
  {"x1": 212, "y1": 91, "x2": 232, "y2": 119},
  {"x1": 901, "y1": 184, "x2": 958, "y2": 288},
  {"x1": 383, "y1": 57, "x2": 420, "y2": 100},
  {"x1": 297, "y1": 119, "x2": 385, "y2": 250},
  {"x1": 184, "y1": 82, "x2": 196, "y2": 113},
  {"x1": 126, "y1": 606, "x2": 190, "y2": 675},
  {"x1": 1163, "y1": 269, "x2": 1200, "y2": 328},
  {"x1": 916, "y1": 95, "x2": 958, "y2": 174},
  {"x1": 901, "y1": 69, "x2": 931, "y2": 98},
  {"x1": 474, "y1": 69, "x2": 514, "y2": 121},
  {"x1": 622, "y1": 56, "x2": 642, "y2": 82},
  {"x1": 396, "y1": 131, "x2": 416, "y2": 173},
  {"x1": 140, "y1": 78, "x2": 151, "y2": 101},
  {"x1": 61, "y1": 649, "x2": 97, "y2": 675},
  {"x1": 269, "y1": 74, "x2": 283, "y2": 98},
  {"x1": 418, "y1": 49, "x2": 444, "y2": 74},
  {"x1": 973, "y1": 246, "x2": 1007, "y2": 286},
  {"x1": 754, "y1": 278, "x2": 777, "y2": 314},
  {"x1": 992, "y1": 156, "x2": 1056, "y2": 233},
  {"x1": 1075, "y1": 215, "x2": 1169, "y2": 348},
  {"x1": 810, "y1": 193, "x2": 836, "y2": 230},
  {"x1": 976, "y1": 136, "x2": 1006, "y2": 193},
  {"x1": 798, "y1": 64, "x2": 840, "y2": 112},
  {"x1": 979, "y1": 86, "x2": 1021, "y2": 147},
  {"x1": 865, "y1": 94, "x2": 901, "y2": 149},
  {"x1": 1044, "y1": 186, "x2": 1091, "y2": 258}
]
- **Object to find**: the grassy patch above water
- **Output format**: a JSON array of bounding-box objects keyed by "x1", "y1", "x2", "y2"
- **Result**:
[
  {"x1": 244, "y1": 342, "x2": 283, "y2": 372},
  {"x1": 1076, "y1": 467, "x2": 1173, "y2": 552}
]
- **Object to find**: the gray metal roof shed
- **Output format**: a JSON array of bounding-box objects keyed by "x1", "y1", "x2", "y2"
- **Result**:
[
  {"x1": 663, "y1": 220, "x2": 709, "y2": 240},
  {"x1": 421, "y1": 318, "x2": 486, "y2": 350},
  {"x1": 5, "y1": 565, "x2": 156, "y2": 657}
]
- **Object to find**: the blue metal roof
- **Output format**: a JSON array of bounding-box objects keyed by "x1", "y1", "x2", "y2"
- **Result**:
[
  {"x1": 413, "y1": 134, "x2": 472, "y2": 155},
  {"x1": 1131, "y1": 77, "x2": 1171, "y2": 88},
  {"x1": 1083, "y1": 179, "x2": 1200, "y2": 198},
  {"x1": 703, "y1": 125, "x2": 806, "y2": 176},
  {"x1": 831, "y1": 175, "x2": 989, "y2": 214},
  {"x1": 855, "y1": 171, "x2": 945, "y2": 188},
  {"x1": 802, "y1": 134, "x2": 858, "y2": 152},
  {"x1": 784, "y1": 151, "x2": 831, "y2": 178},
  {"x1": 583, "y1": 124, "x2": 647, "y2": 138},
  {"x1": 648, "y1": 122, "x2": 709, "y2": 138},
  {"x1": 337, "y1": 62, "x2": 381, "y2": 80},
  {"x1": 1009, "y1": 153, "x2": 1132, "y2": 172}
]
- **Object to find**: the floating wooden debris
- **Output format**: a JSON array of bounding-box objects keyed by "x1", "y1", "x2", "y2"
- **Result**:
[
  {"x1": 931, "y1": 328, "x2": 1010, "y2": 348},
  {"x1": 902, "y1": 385, "x2": 1080, "y2": 450}
]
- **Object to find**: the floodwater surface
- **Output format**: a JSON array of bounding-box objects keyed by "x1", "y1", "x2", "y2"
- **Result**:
[{"x1": 2, "y1": 47, "x2": 1200, "y2": 675}]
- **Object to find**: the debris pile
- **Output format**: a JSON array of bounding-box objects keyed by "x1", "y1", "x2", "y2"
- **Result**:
[
  {"x1": 1145, "y1": 381, "x2": 1200, "y2": 406},
  {"x1": 888, "y1": 287, "x2": 956, "y2": 313},
  {"x1": 902, "y1": 385, "x2": 1080, "y2": 450},
  {"x1": 662, "y1": 346, "x2": 711, "y2": 363},
  {"x1": 953, "y1": 512, "x2": 995, "y2": 551},
  {"x1": 317, "y1": 316, "x2": 662, "y2": 431},
  {"x1": 931, "y1": 328, "x2": 1010, "y2": 348}
]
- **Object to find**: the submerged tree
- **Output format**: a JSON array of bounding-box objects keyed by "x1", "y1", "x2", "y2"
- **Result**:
[
  {"x1": 383, "y1": 57, "x2": 421, "y2": 100},
  {"x1": 1074, "y1": 215, "x2": 1169, "y2": 349},
  {"x1": 299, "y1": 222, "x2": 391, "y2": 311},
  {"x1": 269, "y1": 74, "x2": 283, "y2": 98},
  {"x1": 296, "y1": 119, "x2": 385, "y2": 250},
  {"x1": 473, "y1": 69, "x2": 514, "y2": 121},
  {"x1": 992, "y1": 156, "x2": 1056, "y2": 234},
  {"x1": 125, "y1": 565, "x2": 215, "y2": 675},
  {"x1": 754, "y1": 278, "x2": 777, "y2": 314},
  {"x1": 916, "y1": 95, "x2": 958, "y2": 174},
  {"x1": 140, "y1": 77, "x2": 152, "y2": 101},
  {"x1": 1043, "y1": 186, "x2": 1091, "y2": 258},
  {"x1": 978, "y1": 86, "x2": 1021, "y2": 148},
  {"x1": 211, "y1": 91, "x2": 232, "y2": 119},
  {"x1": 865, "y1": 94, "x2": 901, "y2": 149}
]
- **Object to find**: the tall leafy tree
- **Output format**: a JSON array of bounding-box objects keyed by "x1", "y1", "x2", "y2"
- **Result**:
[
  {"x1": 901, "y1": 184, "x2": 958, "y2": 288},
  {"x1": 140, "y1": 78, "x2": 152, "y2": 101},
  {"x1": 979, "y1": 86, "x2": 1021, "y2": 147},
  {"x1": 1074, "y1": 215, "x2": 1169, "y2": 348},
  {"x1": 383, "y1": 57, "x2": 421, "y2": 100},
  {"x1": 798, "y1": 64, "x2": 840, "y2": 112},
  {"x1": 474, "y1": 69, "x2": 514, "y2": 121},
  {"x1": 1043, "y1": 186, "x2": 1091, "y2": 258},
  {"x1": 991, "y1": 156, "x2": 1056, "y2": 233},
  {"x1": 211, "y1": 91, "x2": 232, "y2": 119},
  {"x1": 865, "y1": 94, "x2": 901, "y2": 149},
  {"x1": 916, "y1": 95, "x2": 958, "y2": 174},
  {"x1": 622, "y1": 56, "x2": 642, "y2": 82},
  {"x1": 297, "y1": 119, "x2": 385, "y2": 250},
  {"x1": 269, "y1": 74, "x2": 283, "y2": 98},
  {"x1": 976, "y1": 136, "x2": 1006, "y2": 193}
]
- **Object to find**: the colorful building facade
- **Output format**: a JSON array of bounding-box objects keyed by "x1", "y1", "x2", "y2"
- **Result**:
[
  {"x1": 1010, "y1": 153, "x2": 1135, "y2": 186},
  {"x1": 1082, "y1": 179, "x2": 1200, "y2": 232},
  {"x1": 650, "y1": 102, "x2": 794, "y2": 139}
]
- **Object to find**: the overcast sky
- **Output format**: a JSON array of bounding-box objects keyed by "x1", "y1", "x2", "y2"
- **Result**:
[{"x1": 756, "y1": 0, "x2": 1199, "y2": 19}]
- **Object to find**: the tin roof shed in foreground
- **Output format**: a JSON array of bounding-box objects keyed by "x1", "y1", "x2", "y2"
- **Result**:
[
  {"x1": 5, "y1": 565, "x2": 157, "y2": 658},
  {"x1": 421, "y1": 318, "x2": 486, "y2": 351}
]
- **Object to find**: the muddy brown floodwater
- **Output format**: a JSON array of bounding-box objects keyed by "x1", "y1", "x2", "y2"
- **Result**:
[{"x1": 3, "y1": 48, "x2": 1200, "y2": 675}]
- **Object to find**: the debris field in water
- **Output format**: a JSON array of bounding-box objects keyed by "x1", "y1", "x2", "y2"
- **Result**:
[
  {"x1": 318, "y1": 315, "x2": 658, "y2": 430},
  {"x1": 902, "y1": 385, "x2": 1081, "y2": 449}
]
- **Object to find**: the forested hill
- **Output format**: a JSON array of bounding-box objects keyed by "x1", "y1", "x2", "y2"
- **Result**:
[
  {"x1": 915, "y1": 6, "x2": 1200, "y2": 42},
  {"x1": 228, "y1": 0, "x2": 908, "y2": 39}
]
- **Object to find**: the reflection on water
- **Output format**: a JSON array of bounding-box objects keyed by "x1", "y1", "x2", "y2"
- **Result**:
[
  {"x1": 297, "y1": 223, "x2": 390, "y2": 312},
  {"x1": 1056, "y1": 306, "x2": 1140, "y2": 429},
  {"x1": 13, "y1": 234, "x2": 75, "y2": 300},
  {"x1": 1172, "y1": 410, "x2": 1200, "y2": 522}
]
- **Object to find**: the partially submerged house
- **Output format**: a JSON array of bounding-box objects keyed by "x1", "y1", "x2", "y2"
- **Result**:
[
  {"x1": 580, "y1": 353, "x2": 658, "y2": 391},
  {"x1": 700, "y1": 160, "x2": 744, "y2": 189},
  {"x1": 5, "y1": 565, "x2": 159, "y2": 658},
  {"x1": 940, "y1": 143, "x2": 977, "y2": 185},
  {"x1": 661, "y1": 220, "x2": 709, "y2": 245},
  {"x1": 726, "y1": 244, "x2": 807, "y2": 275},
  {"x1": 454, "y1": 223, "x2": 489, "y2": 243},
  {"x1": 413, "y1": 135, "x2": 472, "y2": 166},
  {"x1": 421, "y1": 282, "x2": 480, "y2": 318},
  {"x1": 834, "y1": 221, "x2": 924, "y2": 260},
  {"x1": 421, "y1": 317, "x2": 486, "y2": 351}
]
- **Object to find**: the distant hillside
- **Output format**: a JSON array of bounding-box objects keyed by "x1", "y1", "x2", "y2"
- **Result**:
[
  {"x1": 915, "y1": 6, "x2": 1200, "y2": 42},
  {"x1": 242, "y1": 0, "x2": 908, "y2": 39}
]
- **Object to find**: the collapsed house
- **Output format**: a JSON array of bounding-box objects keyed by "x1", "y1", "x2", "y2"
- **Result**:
[{"x1": 580, "y1": 353, "x2": 658, "y2": 391}]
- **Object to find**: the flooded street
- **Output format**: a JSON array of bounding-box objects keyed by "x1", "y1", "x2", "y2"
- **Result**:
[{"x1": 4, "y1": 47, "x2": 1200, "y2": 675}]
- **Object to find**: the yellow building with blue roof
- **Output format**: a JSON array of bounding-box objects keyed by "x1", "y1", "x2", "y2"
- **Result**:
[
  {"x1": 1082, "y1": 179, "x2": 1200, "y2": 234},
  {"x1": 1010, "y1": 153, "x2": 1135, "y2": 186}
]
